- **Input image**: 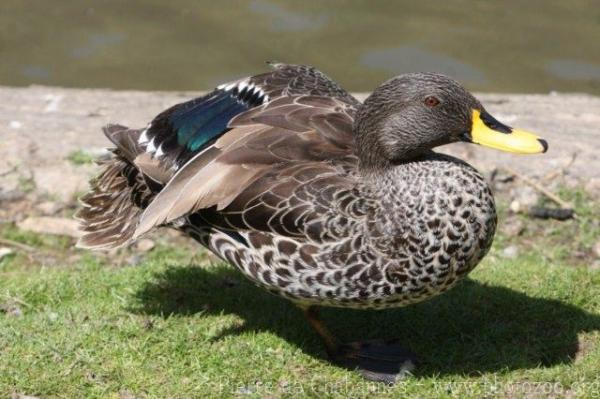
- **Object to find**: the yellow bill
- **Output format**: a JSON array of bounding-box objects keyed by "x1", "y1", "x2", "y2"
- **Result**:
[{"x1": 470, "y1": 109, "x2": 548, "y2": 154}]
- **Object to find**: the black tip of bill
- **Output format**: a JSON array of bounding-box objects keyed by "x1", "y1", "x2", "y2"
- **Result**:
[{"x1": 537, "y1": 138, "x2": 549, "y2": 153}]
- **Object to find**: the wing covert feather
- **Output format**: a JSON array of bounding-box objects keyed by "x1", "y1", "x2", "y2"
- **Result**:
[{"x1": 133, "y1": 74, "x2": 360, "y2": 239}]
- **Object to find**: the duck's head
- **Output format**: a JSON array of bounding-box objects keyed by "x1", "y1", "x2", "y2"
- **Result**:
[{"x1": 354, "y1": 73, "x2": 548, "y2": 170}]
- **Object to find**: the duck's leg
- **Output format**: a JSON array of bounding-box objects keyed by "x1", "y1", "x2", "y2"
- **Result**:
[{"x1": 302, "y1": 306, "x2": 418, "y2": 384}]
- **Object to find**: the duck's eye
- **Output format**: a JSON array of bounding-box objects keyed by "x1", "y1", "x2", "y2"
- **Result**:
[{"x1": 424, "y1": 96, "x2": 440, "y2": 107}]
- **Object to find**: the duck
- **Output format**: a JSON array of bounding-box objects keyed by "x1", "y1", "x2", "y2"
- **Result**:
[{"x1": 76, "y1": 62, "x2": 548, "y2": 384}]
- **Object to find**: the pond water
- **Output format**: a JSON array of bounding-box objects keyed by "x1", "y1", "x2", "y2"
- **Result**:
[{"x1": 1, "y1": 0, "x2": 599, "y2": 94}]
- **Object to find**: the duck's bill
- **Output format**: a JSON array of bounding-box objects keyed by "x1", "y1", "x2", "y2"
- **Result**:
[{"x1": 467, "y1": 109, "x2": 548, "y2": 154}]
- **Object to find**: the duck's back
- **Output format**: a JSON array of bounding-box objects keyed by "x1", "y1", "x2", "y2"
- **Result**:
[{"x1": 77, "y1": 63, "x2": 361, "y2": 250}]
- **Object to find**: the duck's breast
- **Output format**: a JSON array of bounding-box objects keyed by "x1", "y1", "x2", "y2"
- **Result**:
[{"x1": 360, "y1": 154, "x2": 497, "y2": 306}]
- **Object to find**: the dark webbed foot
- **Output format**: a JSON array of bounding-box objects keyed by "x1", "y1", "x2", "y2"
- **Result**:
[
  {"x1": 302, "y1": 306, "x2": 418, "y2": 384},
  {"x1": 331, "y1": 339, "x2": 417, "y2": 384}
]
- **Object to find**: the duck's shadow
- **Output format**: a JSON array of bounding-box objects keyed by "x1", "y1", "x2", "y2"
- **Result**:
[{"x1": 132, "y1": 264, "x2": 600, "y2": 377}]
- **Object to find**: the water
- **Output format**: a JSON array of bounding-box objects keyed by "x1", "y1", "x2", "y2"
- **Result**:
[{"x1": 1, "y1": 0, "x2": 599, "y2": 94}]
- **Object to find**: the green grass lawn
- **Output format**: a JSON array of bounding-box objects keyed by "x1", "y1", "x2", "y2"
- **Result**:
[{"x1": 1, "y1": 191, "x2": 599, "y2": 398}]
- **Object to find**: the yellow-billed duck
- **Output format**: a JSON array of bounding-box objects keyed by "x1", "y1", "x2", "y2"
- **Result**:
[{"x1": 77, "y1": 63, "x2": 548, "y2": 383}]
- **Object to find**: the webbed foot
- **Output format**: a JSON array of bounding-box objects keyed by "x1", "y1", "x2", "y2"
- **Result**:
[
  {"x1": 302, "y1": 306, "x2": 418, "y2": 384},
  {"x1": 331, "y1": 339, "x2": 417, "y2": 384}
]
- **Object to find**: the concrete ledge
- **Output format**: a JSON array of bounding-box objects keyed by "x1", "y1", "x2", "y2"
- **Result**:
[{"x1": 1, "y1": 86, "x2": 599, "y2": 202}]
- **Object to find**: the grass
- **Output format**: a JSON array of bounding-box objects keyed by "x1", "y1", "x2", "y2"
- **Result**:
[
  {"x1": 66, "y1": 149, "x2": 96, "y2": 166},
  {"x1": 1, "y1": 192, "x2": 599, "y2": 398},
  {"x1": 17, "y1": 176, "x2": 36, "y2": 194}
]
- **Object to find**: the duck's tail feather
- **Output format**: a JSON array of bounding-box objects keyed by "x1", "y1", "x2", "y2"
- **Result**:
[{"x1": 75, "y1": 125, "x2": 157, "y2": 250}]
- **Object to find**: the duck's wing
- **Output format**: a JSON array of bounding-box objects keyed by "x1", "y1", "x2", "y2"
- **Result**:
[
  {"x1": 130, "y1": 64, "x2": 361, "y2": 240},
  {"x1": 195, "y1": 159, "x2": 366, "y2": 242},
  {"x1": 247, "y1": 62, "x2": 359, "y2": 107},
  {"x1": 133, "y1": 63, "x2": 359, "y2": 172}
]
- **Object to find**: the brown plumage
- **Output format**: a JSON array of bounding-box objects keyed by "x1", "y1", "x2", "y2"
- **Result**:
[
  {"x1": 76, "y1": 63, "x2": 547, "y2": 383},
  {"x1": 76, "y1": 126, "x2": 152, "y2": 249}
]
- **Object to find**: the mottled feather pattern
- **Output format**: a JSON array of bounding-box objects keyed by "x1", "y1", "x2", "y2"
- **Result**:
[
  {"x1": 247, "y1": 63, "x2": 359, "y2": 107},
  {"x1": 76, "y1": 153, "x2": 155, "y2": 249},
  {"x1": 198, "y1": 161, "x2": 363, "y2": 242},
  {"x1": 183, "y1": 154, "x2": 495, "y2": 309},
  {"x1": 229, "y1": 95, "x2": 356, "y2": 150},
  {"x1": 78, "y1": 63, "x2": 498, "y2": 311}
]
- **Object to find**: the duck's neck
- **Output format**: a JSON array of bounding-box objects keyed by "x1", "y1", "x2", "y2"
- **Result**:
[
  {"x1": 354, "y1": 133, "x2": 391, "y2": 172},
  {"x1": 354, "y1": 129, "x2": 436, "y2": 174},
  {"x1": 356, "y1": 144, "x2": 434, "y2": 172},
  {"x1": 353, "y1": 105, "x2": 436, "y2": 173}
]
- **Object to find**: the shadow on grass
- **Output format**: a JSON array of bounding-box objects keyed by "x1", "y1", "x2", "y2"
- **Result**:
[{"x1": 132, "y1": 264, "x2": 600, "y2": 377}]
